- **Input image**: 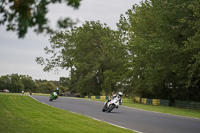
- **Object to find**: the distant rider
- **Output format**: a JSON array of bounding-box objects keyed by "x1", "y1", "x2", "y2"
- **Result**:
[{"x1": 52, "y1": 87, "x2": 59, "y2": 95}]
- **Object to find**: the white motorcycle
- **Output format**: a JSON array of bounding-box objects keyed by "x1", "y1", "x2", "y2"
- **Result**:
[{"x1": 102, "y1": 97, "x2": 120, "y2": 112}]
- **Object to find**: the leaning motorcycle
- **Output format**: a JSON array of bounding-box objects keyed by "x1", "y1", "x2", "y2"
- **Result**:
[
  {"x1": 102, "y1": 98, "x2": 119, "y2": 112},
  {"x1": 49, "y1": 92, "x2": 58, "y2": 101}
]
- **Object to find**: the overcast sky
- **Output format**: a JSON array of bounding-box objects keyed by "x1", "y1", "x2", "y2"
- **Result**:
[{"x1": 0, "y1": 0, "x2": 141, "y2": 81}]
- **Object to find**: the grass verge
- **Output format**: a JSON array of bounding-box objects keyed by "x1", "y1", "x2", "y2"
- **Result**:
[{"x1": 0, "y1": 93, "x2": 135, "y2": 133}]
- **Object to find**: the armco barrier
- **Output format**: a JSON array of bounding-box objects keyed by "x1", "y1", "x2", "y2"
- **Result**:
[
  {"x1": 87, "y1": 96, "x2": 109, "y2": 100},
  {"x1": 141, "y1": 98, "x2": 147, "y2": 104},
  {"x1": 175, "y1": 100, "x2": 200, "y2": 109},
  {"x1": 134, "y1": 97, "x2": 141, "y2": 102},
  {"x1": 95, "y1": 96, "x2": 100, "y2": 99},
  {"x1": 152, "y1": 99, "x2": 160, "y2": 106},
  {"x1": 146, "y1": 99, "x2": 152, "y2": 105},
  {"x1": 195, "y1": 102, "x2": 200, "y2": 109},
  {"x1": 134, "y1": 97, "x2": 200, "y2": 109},
  {"x1": 91, "y1": 96, "x2": 95, "y2": 100},
  {"x1": 160, "y1": 99, "x2": 169, "y2": 106},
  {"x1": 100, "y1": 96, "x2": 106, "y2": 100}
]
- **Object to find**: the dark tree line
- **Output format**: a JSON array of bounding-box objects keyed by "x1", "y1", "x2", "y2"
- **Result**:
[
  {"x1": 34, "y1": 0, "x2": 200, "y2": 102},
  {"x1": 0, "y1": 74, "x2": 69, "y2": 94}
]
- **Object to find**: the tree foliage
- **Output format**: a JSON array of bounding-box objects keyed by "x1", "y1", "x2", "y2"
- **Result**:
[
  {"x1": 0, "y1": 0, "x2": 81, "y2": 38},
  {"x1": 37, "y1": 81, "x2": 56, "y2": 93},
  {"x1": 0, "y1": 74, "x2": 24, "y2": 92},
  {"x1": 21, "y1": 75, "x2": 39, "y2": 92},
  {"x1": 118, "y1": 0, "x2": 200, "y2": 101},
  {"x1": 35, "y1": 0, "x2": 200, "y2": 101},
  {"x1": 36, "y1": 21, "x2": 128, "y2": 96}
]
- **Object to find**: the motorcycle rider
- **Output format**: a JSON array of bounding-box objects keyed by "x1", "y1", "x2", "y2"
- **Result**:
[
  {"x1": 49, "y1": 87, "x2": 59, "y2": 101},
  {"x1": 51, "y1": 87, "x2": 59, "y2": 96},
  {"x1": 107, "y1": 92, "x2": 123, "y2": 109}
]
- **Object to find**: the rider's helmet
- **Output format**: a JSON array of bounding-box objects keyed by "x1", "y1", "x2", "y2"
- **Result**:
[{"x1": 118, "y1": 92, "x2": 123, "y2": 97}]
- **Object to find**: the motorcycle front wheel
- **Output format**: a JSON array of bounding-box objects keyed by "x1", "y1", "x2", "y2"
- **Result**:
[
  {"x1": 107, "y1": 104, "x2": 116, "y2": 112},
  {"x1": 49, "y1": 97, "x2": 53, "y2": 101}
]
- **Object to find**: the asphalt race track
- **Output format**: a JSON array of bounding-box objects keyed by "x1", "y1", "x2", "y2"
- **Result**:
[{"x1": 31, "y1": 95, "x2": 200, "y2": 133}]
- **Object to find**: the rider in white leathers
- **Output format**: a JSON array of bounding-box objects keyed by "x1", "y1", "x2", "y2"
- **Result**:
[{"x1": 107, "y1": 92, "x2": 123, "y2": 108}]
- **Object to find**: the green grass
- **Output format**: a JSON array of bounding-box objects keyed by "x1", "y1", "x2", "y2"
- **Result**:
[
  {"x1": 0, "y1": 93, "x2": 135, "y2": 133},
  {"x1": 86, "y1": 98, "x2": 200, "y2": 119}
]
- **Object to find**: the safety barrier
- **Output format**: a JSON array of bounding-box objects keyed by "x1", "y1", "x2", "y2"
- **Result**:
[
  {"x1": 134, "y1": 97, "x2": 141, "y2": 102},
  {"x1": 175, "y1": 100, "x2": 200, "y2": 109},
  {"x1": 160, "y1": 100, "x2": 169, "y2": 106},
  {"x1": 153, "y1": 99, "x2": 160, "y2": 106},
  {"x1": 100, "y1": 96, "x2": 106, "y2": 100},
  {"x1": 134, "y1": 97, "x2": 169, "y2": 106},
  {"x1": 95, "y1": 96, "x2": 100, "y2": 99},
  {"x1": 146, "y1": 99, "x2": 152, "y2": 105},
  {"x1": 85, "y1": 96, "x2": 109, "y2": 100},
  {"x1": 133, "y1": 96, "x2": 200, "y2": 109},
  {"x1": 141, "y1": 98, "x2": 147, "y2": 104},
  {"x1": 91, "y1": 96, "x2": 96, "y2": 100}
]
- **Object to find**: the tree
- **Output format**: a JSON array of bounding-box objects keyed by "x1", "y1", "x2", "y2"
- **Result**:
[
  {"x1": 60, "y1": 77, "x2": 70, "y2": 87},
  {"x1": 0, "y1": 75, "x2": 11, "y2": 91},
  {"x1": 37, "y1": 81, "x2": 57, "y2": 94},
  {"x1": 0, "y1": 0, "x2": 81, "y2": 38},
  {"x1": 10, "y1": 74, "x2": 24, "y2": 92},
  {"x1": 182, "y1": 0, "x2": 200, "y2": 101},
  {"x1": 36, "y1": 21, "x2": 128, "y2": 96},
  {"x1": 20, "y1": 75, "x2": 39, "y2": 92},
  {"x1": 118, "y1": 0, "x2": 200, "y2": 101}
]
